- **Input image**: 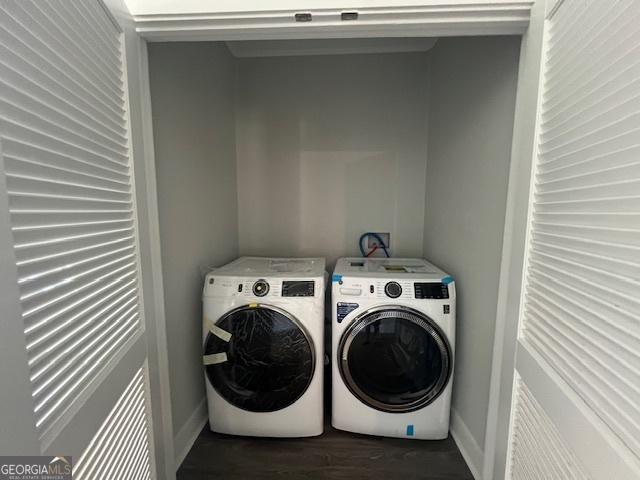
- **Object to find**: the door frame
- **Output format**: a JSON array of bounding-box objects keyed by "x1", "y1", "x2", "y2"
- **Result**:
[
  {"x1": 127, "y1": 1, "x2": 534, "y2": 42},
  {"x1": 103, "y1": 1, "x2": 177, "y2": 479},
  {"x1": 481, "y1": 0, "x2": 547, "y2": 478},
  {"x1": 126, "y1": 1, "x2": 538, "y2": 478}
]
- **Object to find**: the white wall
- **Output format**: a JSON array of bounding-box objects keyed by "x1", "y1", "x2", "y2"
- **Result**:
[
  {"x1": 423, "y1": 36, "x2": 520, "y2": 473},
  {"x1": 235, "y1": 52, "x2": 429, "y2": 268},
  {"x1": 147, "y1": 42, "x2": 239, "y2": 460}
]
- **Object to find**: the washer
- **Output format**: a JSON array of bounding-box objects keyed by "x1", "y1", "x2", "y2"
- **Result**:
[
  {"x1": 331, "y1": 257, "x2": 455, "y2": 439},
  {"x1": 203, "y1": 256, "x2": 326, "y2": 437}
]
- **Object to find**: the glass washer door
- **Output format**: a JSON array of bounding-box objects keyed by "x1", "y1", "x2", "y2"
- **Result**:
[
  {"x1": 204, "y1": 304, "x2": 315, "y2": 412},
  {"x1": 338, "y1": 305, "x2": 452, "y2": 413}
]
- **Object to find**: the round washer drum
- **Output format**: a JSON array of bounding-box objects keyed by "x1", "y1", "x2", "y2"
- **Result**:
[
  {"x1": 338, "y1": 305, "x2": 452, "y2": 413},
  {"x1": 204, "y1": 304, "x2": 315, "y2": 413}
]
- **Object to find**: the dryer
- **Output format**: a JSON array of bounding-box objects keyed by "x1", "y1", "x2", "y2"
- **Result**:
[
  {"x1": 331, "y1": 257, "x2": 455, "y2": 439},
  {"x1": 203, "y1": 257, "x2": 325, "y2": 437}
]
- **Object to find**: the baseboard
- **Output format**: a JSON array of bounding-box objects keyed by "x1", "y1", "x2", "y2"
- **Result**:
[
  {"x1": 174, "y1": 397, "x2": 208, "y2": 471},
  {"x1": 450, "y1": 408, "x2": 484, "y2": 480}
]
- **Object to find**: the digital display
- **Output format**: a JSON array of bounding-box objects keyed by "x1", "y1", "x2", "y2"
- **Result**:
[
  {"x1": 414, "y1": 282, "x2": 449, "y2": 299},
  {"x1": 282, "y1": 281, "x2": 315, "y2": 297}
]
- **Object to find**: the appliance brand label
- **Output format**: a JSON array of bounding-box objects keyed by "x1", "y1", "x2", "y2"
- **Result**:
[{"x1": 337, "y1": 303, "x2": 359, "y2": 323}]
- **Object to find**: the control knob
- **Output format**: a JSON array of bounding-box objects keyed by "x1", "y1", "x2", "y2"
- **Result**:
[
  {"x1": 252, "y1": 279, "x2": 270, "y2": 297},
  {"x1": 384, "y1": 281, "x2": 402, "y2": 298}
]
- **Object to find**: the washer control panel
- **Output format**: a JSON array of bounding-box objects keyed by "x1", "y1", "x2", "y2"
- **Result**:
[
  {"x1": 414, "y1": 282, "x2": 449, "y2": 299},
  {"x1": 334, "y1": 277, "x2": 452, "y2": 300}
]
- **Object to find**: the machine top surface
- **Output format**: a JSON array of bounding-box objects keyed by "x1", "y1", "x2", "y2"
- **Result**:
[
  {"x1": 334, "y1": 257, "x2": 448, "y2": 281},
  {"x1": 211, "y1": 256, "x2": 326, "y2": 278}
]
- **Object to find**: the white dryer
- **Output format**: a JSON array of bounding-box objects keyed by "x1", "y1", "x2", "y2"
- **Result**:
[
  {"x1": 331, "y1": 257, "x2": 455, "y2": 440},
  {"x1": 202, "y1": 257, "x2": 325, "y2": 437}
]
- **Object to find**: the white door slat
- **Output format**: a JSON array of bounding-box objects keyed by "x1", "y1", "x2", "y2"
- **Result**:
[
  {"x1": 530, "y1": 238, "x2": 640, "y2": 279},
  {"x1": 0, "y1": 18, "x2": 126, "y2": 120},
  {"x1": 27, "y1": 289, "x2": 139, "y2": 368},
  {"x1": 524, "y1": 325, "x2": 640, "y2": 455},
  {"x1": 526, "y1": 285, "x2": 640, "y2": 367},
  {"x1": 18, "y1": 243, "x2": 135, "y2": 286},
  {"x1": 532, "y1": 222, "x2": 640, "y2": 248},
  {"x1": 6, "y1": 1, "x2": 123, "y2": 96},
  {"x1": 2, "y1": 101, "x2": 129, "y2": 162},
  {"x1": 32, "y1": 318, "x2": 139, "y2": 406},
  {"x1": 539, "y1": 130, "x2": 640, "y2": 169},
  {"x1": 30, "y1": 0, "x2": 122, "y2": 79},
  {"x1": 0, "y1": 46, "x2": 127, "y2": 135},
  {"x1": 542, "y1": 48, "x2": 640, "y2": 121},
  {"x1": 34, "y1": 321, "x2": 140, "y2": 431},
  {"x1": 545, "y1": 3, "x2": 640, "y2": 86},
  {"x1": 30, "y1": 302, "x2": 138, "y2": 383},
  {"x1": 540, "y1": 80, "x2": 640, "y2": 146},
  {"x1": 0, "y1": 22, "x2": 125, "y2": 120},
  {"x1": 5, "y1": 155, "x2": 130, "y2": 189},
  {"x1": 537, "y1": 144, "x2": 640, "y2": 178},
  {"x1": 51, "y1": 0, "x2": 121, "y2": 65},
  {"x1": 20, "y1": 254, "x2": 136, "y2": 303},
  {"x1": 2, "y1": 121, "x2": 129, "y2": 170},
  {"x1": 526, "y1": 304, "x2": 640, "y2": 414},
  {"x1": 2, "y1": 82, "x2": 128, "y2": 155}
]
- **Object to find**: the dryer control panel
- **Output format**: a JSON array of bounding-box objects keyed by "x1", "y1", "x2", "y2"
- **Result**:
[{"x1": 204, "y1": 275, "x2": 321, "y2": 299}]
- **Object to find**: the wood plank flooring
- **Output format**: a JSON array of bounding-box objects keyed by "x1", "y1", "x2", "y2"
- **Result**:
[{"x1": 178, "y1": 423, "x2": 474, "y2": 480}]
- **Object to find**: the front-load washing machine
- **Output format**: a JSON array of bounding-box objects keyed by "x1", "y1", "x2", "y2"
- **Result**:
[
  {"x1": 202, "y1": 256, "x2": 326, "y2": 437},
  {"x1": 332, "y1": 257, "x2": 455, "y2": 440}
]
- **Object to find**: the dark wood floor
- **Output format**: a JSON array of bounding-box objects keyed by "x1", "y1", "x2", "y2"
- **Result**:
[{"x1": 177, "y1": 422, "x2": 473, "y2": 480}]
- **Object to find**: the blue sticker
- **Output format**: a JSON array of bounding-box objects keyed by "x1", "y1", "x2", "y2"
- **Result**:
[
  {"x1": 442, "y1": 275, "x2": 454, "y2": 285},
  {"x1": 332, "y1": 274, "x2": 343, "y2": 283},
  {"x1": 406, "y1": 425, "x2": 414, "y2": 436}
]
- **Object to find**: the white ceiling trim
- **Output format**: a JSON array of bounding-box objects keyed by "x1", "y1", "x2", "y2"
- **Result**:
[{"x1": 132, "y1": 2, "x2": 533, "y2": 42}]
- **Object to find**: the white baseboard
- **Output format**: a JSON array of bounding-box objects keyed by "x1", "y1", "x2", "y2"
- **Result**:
[
  {"x1": 174, "y1": 397, "x2": 208, "y2": 471},
  {"x1": 450, "y1": 408, "x2": 484, "y2": 480}
]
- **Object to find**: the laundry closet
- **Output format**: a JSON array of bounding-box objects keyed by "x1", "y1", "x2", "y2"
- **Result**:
[
  {"x1": 147, "y1": 34, "x2": 520, "y2": 471},
  {"x1": 1, "y1": 1, "x2": 636, "y2": 479}
]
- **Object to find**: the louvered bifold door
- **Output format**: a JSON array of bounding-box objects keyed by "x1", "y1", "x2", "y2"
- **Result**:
[
  {"x1": 506, "y1": 0, "x2": 640, "y2": 479},
  {"x1": 0, "y1": 1, "x2": 156, "y2": 477}
]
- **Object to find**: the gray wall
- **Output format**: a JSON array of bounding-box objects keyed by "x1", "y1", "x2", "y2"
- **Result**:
[
  {"x1": 146, "y1": 40, "x2": 521, "y2": 469},
  {"x1": 235, "y1": 53, "x2": 429, "y2": 268},
  {"x1": 148, "y1": 43, "x2": 239, "y2": 452},
  {"x1": 423, "y1": 37, "x2": 520, "y2": 454}
]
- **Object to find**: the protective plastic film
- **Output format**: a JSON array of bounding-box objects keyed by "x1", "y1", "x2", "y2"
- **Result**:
[{"x1": 204, "y1": 305, "x2": 315, "y2": 412}]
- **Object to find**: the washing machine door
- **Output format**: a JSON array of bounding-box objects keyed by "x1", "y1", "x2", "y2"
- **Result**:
[
  {"x1": 204, "y1": 304, "x2": 315, "y2": 412},
  {"x1": 338, "y1": 305, "x2": 452, "y2": 413}
]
